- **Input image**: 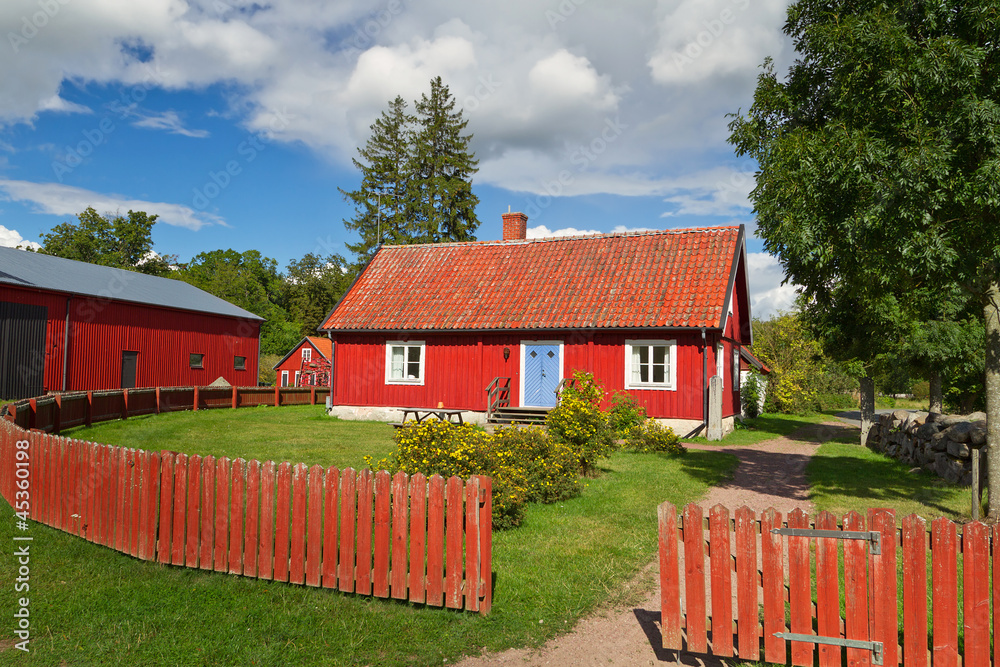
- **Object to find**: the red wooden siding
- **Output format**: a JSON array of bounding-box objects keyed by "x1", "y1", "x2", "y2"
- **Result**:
[
  {"x1": 1, "y1": 285, "x2": 260, "y2": 393},
  {"x1": 274, "y1": 339, "x2": 329, "y2": 387},
  {"x1": 0, "y1": 403, "x2": 492, "y2": 615}
]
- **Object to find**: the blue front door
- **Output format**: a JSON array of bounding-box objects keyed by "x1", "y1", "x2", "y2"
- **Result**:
[{"x1": 523, "y1": 343, "x2": 560, "y2": 408}]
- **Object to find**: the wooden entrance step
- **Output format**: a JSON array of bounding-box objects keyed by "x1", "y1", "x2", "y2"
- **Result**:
[{"x1": 487, "y1": 406, "x2": 551, "y2": 425}]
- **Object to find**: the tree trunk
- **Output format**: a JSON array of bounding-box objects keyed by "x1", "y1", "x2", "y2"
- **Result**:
[
  {"x1": 985, "y1": 282, "x2": 1000, "y2": 517},
  {"x1": 860, "y1": 376, "x2": 875, "y2": 447},
  {"x1": 929, "y1": 370, "x2": 943, "y2": 415}
]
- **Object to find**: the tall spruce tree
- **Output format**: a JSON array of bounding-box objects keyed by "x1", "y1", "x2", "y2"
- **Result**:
[
  {"x1": 411, "y1": 76, "x2": 480, "y2": 244},
  {"x1": 340, "y1": 78, "x2": 480, "y2": 267}
]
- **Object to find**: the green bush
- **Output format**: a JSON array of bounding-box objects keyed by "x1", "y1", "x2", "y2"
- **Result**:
[
  {"x1": 741, "y1": 370, "x2": 763, "y2": 419},
  {"x1": 607, "y1": 391, "x2": 647, "y2": 437},
  {"x1": 366, "y1": 421, "x2": 582, "y2": 529},
  {"x1": 814, "y1": 393, "x2": 856, "y2": 411},
  {"x1": 624, "y1": 420, "x2": 685, "y2": 455},
  {"x1": 911, "y1": 380, "x2": 930, "y2": 401},
  {"x1": 547, "y1": 371, "x2": 617, "y2": 476}
]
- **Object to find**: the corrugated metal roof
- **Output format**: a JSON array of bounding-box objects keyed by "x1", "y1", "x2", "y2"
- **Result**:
[
  {"x1": 0, "y1": 246, "x2": 263, "y2": 321},
  {"x1": 321, "y1": 226, "x2": 742, "y2": 331}
]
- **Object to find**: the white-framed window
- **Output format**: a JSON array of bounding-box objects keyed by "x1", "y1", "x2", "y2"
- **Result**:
[
  {"x1": 733, "y1": 346, "x2": 740, "y2": 386},
  {"x1": 625, "y1": 340, "x2": 676, "y2": 390},
  {"x1": 281, "y1": 370, "x2": 289, "y2": 387},
  {"x1": 716, "y1": 343, "x2": 724, "y2": 382},
  {"x1": 294, "y1": 370, "x2": 301, "y2": 386},
  {"x1": 302, "y1": 347, "x2": 312, "y2": 362},
  {"x1": 385, "y1": 341, "x2": 425, "y2": 385}
]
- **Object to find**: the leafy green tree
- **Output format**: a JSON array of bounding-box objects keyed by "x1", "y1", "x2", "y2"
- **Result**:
[
  {"x1": 340, "y1": 78, "x2": 480, "y2": 268},
  {"x1": 728, "y1": 0, "x2": 1000, "y2": 513},
  {"x1": 174, "y1": 249, "x2": 299, "y2": 356},
  {"x1": 340, "y1": 96, "x2": 417, "y2": 268},
  {"x1": 411, "y1": 76, "x2": 480, "y2": 244},
  {"x1": 281, "y1": 253, "x2": 353, "y2": 337},
  {"x1": 38, "y1": 207, "x2": 174, "y2": 275},
  {"x1": 751, "y1": 313, "x2": 826, "y2": 414}
]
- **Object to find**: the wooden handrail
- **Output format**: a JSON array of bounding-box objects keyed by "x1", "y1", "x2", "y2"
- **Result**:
[{"x1": 485, "y1": 377, "x2": 511, "y2": 420}]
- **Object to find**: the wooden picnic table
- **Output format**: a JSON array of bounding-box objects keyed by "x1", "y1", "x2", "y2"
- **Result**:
[{"x1": 391, "y1": 408, "x2": 464, "y2": 428}]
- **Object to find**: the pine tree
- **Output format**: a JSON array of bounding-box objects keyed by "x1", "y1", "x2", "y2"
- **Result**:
[
  {"x1": 339, "y1": 95, "x2": 416, "y2": 268},
  {"x1": 411, "y1": 76, "x2": 480, "y2": 244}
]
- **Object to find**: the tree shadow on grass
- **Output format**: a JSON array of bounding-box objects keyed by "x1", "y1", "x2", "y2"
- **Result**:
[{"x1": 675, "y1": 449, "x2": 740, "y2": 490}]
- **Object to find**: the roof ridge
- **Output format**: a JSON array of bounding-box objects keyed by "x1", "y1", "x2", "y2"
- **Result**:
[{"x1": 380, "y1": 225, "x2": 740, "y2": 250}]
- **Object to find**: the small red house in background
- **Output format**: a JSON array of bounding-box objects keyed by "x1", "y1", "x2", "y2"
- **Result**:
[
  {"x1": 273, "y1": 336, "x2": 332, "y2": 387},
  {"x1": 0, "y1": 246, "x2": 262, "y2": 398},
  {"x1": 320, "y1": 213, "x2": 753, "y2": 437}
]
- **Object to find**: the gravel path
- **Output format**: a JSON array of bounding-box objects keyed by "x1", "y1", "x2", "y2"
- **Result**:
[{"x1": 454, "y1": 421, "x2": 859, "y2": 667}]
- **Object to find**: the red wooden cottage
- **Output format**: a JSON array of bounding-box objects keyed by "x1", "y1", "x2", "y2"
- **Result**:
[
  {"x1": 0, "y1": 246, "x2": 262, "y2": 398},
  {"x1": 272, "y1": 336, "x2": 332, "y2": 387},
  {"x1": 319, "y1": 213, "x2": 753, "y2": 436}
]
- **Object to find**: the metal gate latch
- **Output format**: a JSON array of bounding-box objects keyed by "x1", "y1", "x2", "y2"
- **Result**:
[
  {"x1": 771, "y1": 527, "x2": 881, "y2": 554},
  {"x1": 774, "y1": 633, "x2": 883, "y2": 665}
]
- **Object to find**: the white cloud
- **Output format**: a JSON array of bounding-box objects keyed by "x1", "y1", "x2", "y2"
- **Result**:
[
  {"x1": 0, "y1": 225, "x2": 41, "y2": 249},
  {"x1": 131, "y1": 110, "x2": 209, "y2": 138},
  {"x1": 37, "y1": 95, "x2": 92, "y2": 115},
  {"x1": 0, "y1": 179, "x2": 222, "y2": 231},
  {"x1": 528, "y1": 224, "x2": 655, "y2": 239},
  {"x1": 746, "y1": 251, "x2": 800, "y2": 319}
]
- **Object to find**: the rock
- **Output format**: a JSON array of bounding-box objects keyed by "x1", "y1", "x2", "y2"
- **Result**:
[
  {"x1": 970, "y1": 422, "x2": 987, "y2": 447},
  {"x1": 911, "y1": 411, "x2": 929, "y2": 425},
  {"x1": 892, "y1": 409, "x2": 911, "y2": 422},
  {"x1": 926, "y1": 411, "x2": 942, "y2": 423},
  {"x1": 930, "y1": 431, "x2": 950, "y2": 451},
  {"x1": 937, "y1": 414, "x2": 966, "y2": 427},
  {"x1": 916, "y1": 422, "x2": 942, "y2": 439},
  {"x1": 968, "y1": 411, "x2": 987, "y2": 422},
  {"x1": 935, "y1": 454, "x2": 965, "y2": 484},
  {"x1": 943, "y1": 421, "x2": 974, "y2": 444},
  {"x1": 908, "y1": 467, "x2": 924, "y2": 475},
  {"x1": 947, "y1": 440, "x2": 970, "y2": 459}
]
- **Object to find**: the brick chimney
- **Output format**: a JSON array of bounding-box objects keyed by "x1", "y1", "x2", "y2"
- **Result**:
[{"x1": 502, "y1": 211, "x2": 528, "y2": 241}]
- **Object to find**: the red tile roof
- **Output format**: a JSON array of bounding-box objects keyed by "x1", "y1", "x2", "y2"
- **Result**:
[
  {"x1": 321, "y1": 226, "x2": 743, "y2": 331},
  {"x1": 305, "y1": 336, "x2": 332, "y2": 360}
]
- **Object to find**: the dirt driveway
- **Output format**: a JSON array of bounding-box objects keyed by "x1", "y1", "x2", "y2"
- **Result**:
[{"x1": 455, "y1": 421, "x2": 858, "y2": 667}]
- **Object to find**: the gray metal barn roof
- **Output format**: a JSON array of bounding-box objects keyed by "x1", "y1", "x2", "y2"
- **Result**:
[{"x1": 0, "y1": 246, "x2": 264, "y2": 321}]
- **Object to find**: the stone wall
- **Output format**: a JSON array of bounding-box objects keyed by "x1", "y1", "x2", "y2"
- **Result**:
[{"x1": 867, "y1": 409, "x2": 986, "y2": 485}]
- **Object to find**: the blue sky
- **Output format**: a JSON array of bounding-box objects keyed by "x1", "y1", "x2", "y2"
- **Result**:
[{"x1": 0, "y1": 0, "x2": 799, "y2": 318}]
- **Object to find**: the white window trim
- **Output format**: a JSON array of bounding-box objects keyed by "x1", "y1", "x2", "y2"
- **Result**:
[
  {"x1": 716, "y1": 343, "x2": 724, "y2": 383},
  {"x1": 302, "y1": 347, "x2": 312, "y2": 362},
  {"x1": 294, "y1": 370, "x2": 300, "y2": 386},
  {"x1": 625, "y1": 339, "x2": 677, "y2": 391},
  {"x1": 281, "y1": 370, "x2": 288, "y2": 387},
  {"x1": 385, "y1": 340, "x2": 426, "y2": 385},
  {"x1": 519, "y1": 340, "x2": 564, "y2": 408},
  {"x1": 732, "y1": 346, "x2": 740, "y2": 386}
]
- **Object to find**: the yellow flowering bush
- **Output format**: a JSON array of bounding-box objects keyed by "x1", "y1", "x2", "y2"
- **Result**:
[
  {"x1": 547, "y1": 371, "x2": 617, "y2": 476},
  {"x1": 366, "y1": 421, "x2": 581, "y2": 529},
  {"x1": 624, "y1": 420, "x2": 685, "y2": 455}
]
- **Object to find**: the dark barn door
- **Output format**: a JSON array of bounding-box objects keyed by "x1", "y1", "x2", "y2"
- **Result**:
[
  {"x1": 121, "y1": 351, "x2": 138, "y2": 389},
  {"x1": 0, "y1": 301, "x2": 48, "y2": 399}
]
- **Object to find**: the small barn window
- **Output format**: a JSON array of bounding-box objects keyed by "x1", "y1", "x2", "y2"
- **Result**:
[
  {"x1": 385, "y1": 341, "x2": 425, "y2": 385},
  {"x1": 281, "y1": 370, "x2": 289, "y2": 387},
  {"x1": 302, "y1": 347, "x2": 312, "y2": 362},
  {"x1": 625, "y1": 340, "x2": 676, "y2": 390},
  {"x1": 190, "y1": 353, "x2": 204, "y2": 369},
  {"x1": 235, "y1": 356, "x2": 246, "y2": 370}
]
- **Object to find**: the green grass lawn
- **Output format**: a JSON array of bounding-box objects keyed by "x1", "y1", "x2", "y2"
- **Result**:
[
  {"x1": 684, "y1": 411, "x2": 829, "y2": 447},
  {"x1": 0, "y1": 406, "x2": 736, "y2": 666}
]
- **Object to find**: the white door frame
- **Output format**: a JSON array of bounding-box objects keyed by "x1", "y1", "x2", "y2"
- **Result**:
[{"x1": 519, "y1": 339, "x2": 564, "y2": 408}]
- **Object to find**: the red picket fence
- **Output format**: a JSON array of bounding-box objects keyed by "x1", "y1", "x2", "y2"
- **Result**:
[
  {"x1": 659, "y1": 502, "x2": 991, "y2": 666},
  {"x1": 2, "y1": 385, "x2": 330, "y2": 434},
  {"x1": 0, "y1": 416, "x2": 492, "y2": 614}
]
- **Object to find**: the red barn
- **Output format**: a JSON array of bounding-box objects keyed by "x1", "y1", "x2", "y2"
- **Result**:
[
  {"x1": 273, "y1": 336, "x2": 332, "y2": 387},
  {"x1": 320, "y1": 214, "x2": 753, "y2": 437},
  {"x1": 0, "y1": 246, "x2": 262, "y2": 398}
]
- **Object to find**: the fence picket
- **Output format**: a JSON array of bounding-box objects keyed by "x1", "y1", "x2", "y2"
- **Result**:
[
  {"x1": 337, "y1": 468, "x2": 356, "y2": 593},
  {"x1": 214, "y1": 456, "x2": 230, "y2": 572},
  {"x1": 869, "y1": 509, "x2": 898, "y2": 667},
  {"x1": 658, "y1": 502, "x2": 682, "y2": 651},
  {"x1": 408, "y1": 473, "x2": 427, "y2": 605},
  {"x1": 289, "y1": 462, "x2": 307, "y2": 585},
  {"x1": 373, "y1": 470, "x2": 391, "y2": 598},
  {"x1": 157, "y1": 452, "x2": 174, "y2": 564},
  {"x1": 932, "y1": 516, "x2": 959, "y2": 667},
  {"x1": 322, "y1": 466, "x2": 340, "y2": 588},
  {"x1": 478, "y1": 476, "x2": 492, "y2": 616},
  {"x1": 356, "y1": 469, "x2": 374, "y2": 596},
  {"x1": 186, "y1": 454, "x2": 201, "y2": 568},
  {"x1": 199, "y1": 455, "x2": 215, "y2": 570},
  {"x1": 465, "y1": 476, "x2": 481, "y2": 613},
  {"x1": 994, "y1": 524, "x2": 1000, "y2": 667},
  {"x1": 273, "y1": 461, "x2": 292, "y2": 583},
  {"x1": 142, "y1": 451, "x2": 160, "y2": 560},
  {"x1": 171, "y1": 453, "x2": 188, "y2": 565},
  {"x1": 258, "y1": 461, "x2": 276, "y2": 581},
  {"x1": 963, "y1": 521, "x2": 989, "y2": 667},
  {"x1": 788, "y1": 508, "x2": 812, "y2": 667},
  {"x1": 82, "y1": 440, "x2": 94, "y2": 542},
  {"x1": 734, "y1": 506, "x2": 758, "y2": 661},
  {"x1": 426, "y1": 475, "x2": 445, "y2": 607},
  {"x1": 683, "y1": 502, "x2": 707, "y2": 654},
  {"x1": 902, "y1": 514, "x2": 928, "y2": 667},
  {"x1": 127, "y1": 448, "x2": 140, "y2": 555},
  {"x1": 243, "y1": 459, "x2": 260, "y2": 578},
  {"x1": 445, "y1": 476, "x2": 464, "y2": 609},
  {"x1": 306, "y1": 464, "x2": 323, "y2": 587},
  {"x1": 229, "y1": 458, "x2": 246, "y2": 575},
  {"x1": 709, "y1": 504, "x2": 732, "y2": 657},
  {"x1": 815, "y1": 511, "x2": 841, "y2": 667},
  {"x1": 844, "y1": 511, "x2": 871, "y2": 667},
  {"x1": 391, "y1": 471, "x2": 409, "y2": 600}
]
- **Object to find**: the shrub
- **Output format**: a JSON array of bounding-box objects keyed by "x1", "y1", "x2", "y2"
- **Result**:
[
  {"x1": 741, "y1": 370, "x2": 763, "y2": 419},
  {"x1": 607, "y1": 391, "x2": 647, "y2": 437},
  {"x1": 911, "y1": 380, "x2": 930, "y2": 401},
  {"x1": 547, "y1": 371, "x2": 617, "y2": 476},
  {"x1": 625, "y1": 420, "x2": 685, "y2": 455},
  {"x1": 814, "y1": 392, "x2": 856, "y2": 411},
  {"x1": 366, "y1": 421, "x2": 581, "y2": 529}
]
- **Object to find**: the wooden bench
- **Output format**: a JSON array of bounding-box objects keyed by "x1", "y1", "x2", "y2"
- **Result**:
[{"x1": 391, "y1": 408, "x2": 464, "y2": 428}]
